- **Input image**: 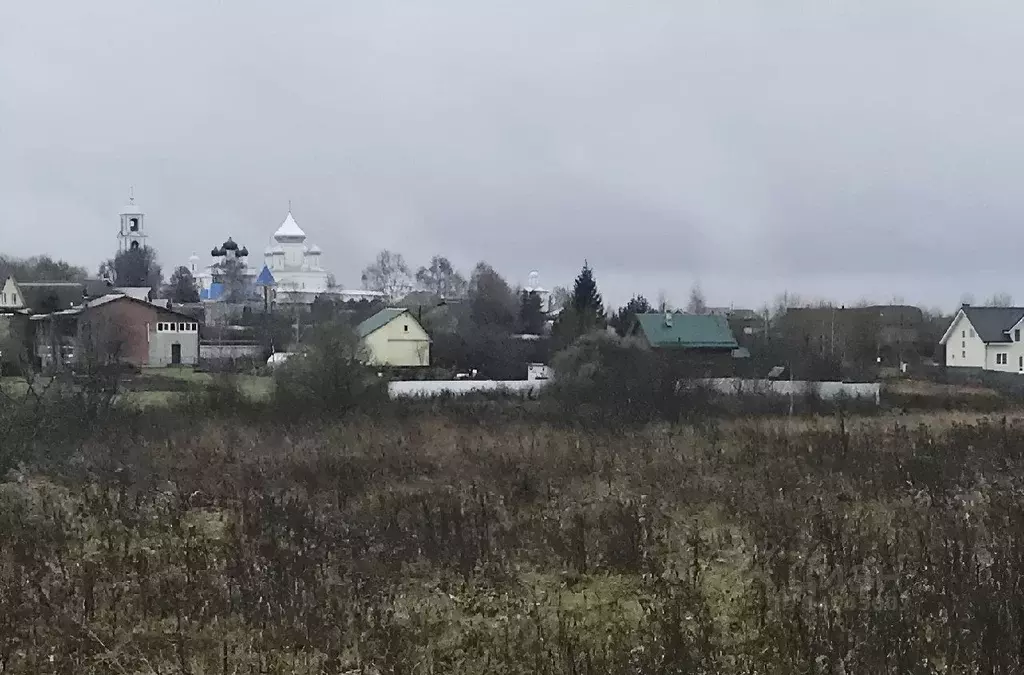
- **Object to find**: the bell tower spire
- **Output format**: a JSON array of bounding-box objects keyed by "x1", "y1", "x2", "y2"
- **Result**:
[{"x1": 118, "y1": 187, "x2": 147, "y2": 254}]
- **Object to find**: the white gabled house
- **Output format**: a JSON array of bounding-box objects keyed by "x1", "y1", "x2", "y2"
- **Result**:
[{"x1": 940, "y1": 304, "x2": 1024, "y2": 373}]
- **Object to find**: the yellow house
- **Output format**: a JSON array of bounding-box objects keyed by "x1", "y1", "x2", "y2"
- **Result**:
[{"x1": 355, "y1": 308, "x2": 430, "y2": 367}]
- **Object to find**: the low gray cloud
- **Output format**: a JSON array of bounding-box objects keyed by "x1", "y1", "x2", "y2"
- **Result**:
[{"x1": 2, "y1": 0, "x2": 1023, "y2": 309}]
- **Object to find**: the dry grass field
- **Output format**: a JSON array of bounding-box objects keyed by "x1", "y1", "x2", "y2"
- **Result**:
[{"x1": 2, "y1": 402, "x2": 1024, "y2": 673}]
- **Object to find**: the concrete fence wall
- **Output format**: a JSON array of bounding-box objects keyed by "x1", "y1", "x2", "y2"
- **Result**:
[
  {"x1": 199, "y1": 343, "x2": 262, "y2": 360},
  {"x1": 388, "y1": 380, "x2": 543, "y2": 398},
  {"x1": 700, "y1": 378, "x2": 881, "y2": 403},
  {"x1": 388, "y1": 377, "x2": 880, "y2": 403}
]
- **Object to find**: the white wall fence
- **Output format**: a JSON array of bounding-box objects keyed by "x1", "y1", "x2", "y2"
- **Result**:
[
  {"x1": 388, "y1": 380, "x2": 544, "y2": 398},
  {"x1": 388, "y1": 377, "x2": 880, "y2": 403},
  {"x1": 700, "y1": 379, "x2": 881, "y2": 403},
  {"x1": 200, "y1": 343, "x2": 263, "y2": 360}
]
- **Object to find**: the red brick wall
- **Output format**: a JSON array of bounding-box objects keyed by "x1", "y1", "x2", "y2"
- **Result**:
[{"x1": 79, "y1": 298, "x2": 158, "y2": 366}]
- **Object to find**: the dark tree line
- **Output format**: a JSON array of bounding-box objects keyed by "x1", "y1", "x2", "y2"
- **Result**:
[
  {"x1": 99, "y1": 246, "x2": 163, "y2": 292},
  {"x1": 0, "y1": 255, "x2": 88, "y2": 283}
]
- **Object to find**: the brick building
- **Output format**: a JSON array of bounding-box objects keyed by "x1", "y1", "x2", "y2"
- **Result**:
[{"x1": 32, "y1": 294, "x2": 201, "y2": 371}]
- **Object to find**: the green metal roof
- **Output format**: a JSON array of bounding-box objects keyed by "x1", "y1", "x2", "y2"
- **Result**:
[
  {"x1": 633, "y1": 312, "x2": 738, "y2": 349},
  {"x1": 355, "y1": 308, "x2": 409, "y2": 338}
]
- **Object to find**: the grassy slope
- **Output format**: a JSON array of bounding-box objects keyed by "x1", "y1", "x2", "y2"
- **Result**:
[{"x1": 131, "y1": 367, "x2": 273, "y2": 406}]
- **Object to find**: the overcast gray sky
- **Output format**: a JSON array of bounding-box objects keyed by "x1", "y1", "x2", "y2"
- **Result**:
[{"x1": 3, "y1": 1, "x2": 1024, "y2": 310}]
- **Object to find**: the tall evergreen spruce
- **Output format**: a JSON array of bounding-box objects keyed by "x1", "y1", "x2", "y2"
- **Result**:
[
  {"x1": 610, "y1": 294, "x2": 652, "y2": 336},
  {"x1": 553, "y1": 260, "x2": 606, "y2": 348},
  {"x1": 571, "y1": 260, "x2": 605, "y2": 320}
]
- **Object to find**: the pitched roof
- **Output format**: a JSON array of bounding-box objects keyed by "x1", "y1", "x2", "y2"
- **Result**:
[
  {"x1": 355, "y1": 307, "x2": 410, "y2": 338},
  {"x1": 273, "y1": 212, "x2": 306, "y2": 240},
  {"x1": 85, "y1": 294, "x2": 197, "y2": 320},
  {"x1": 633, "y1": 312, "x2": 738, "y2": 349},
  {"x1": 84, "y1": 278, "x2": 115, "y2": 297},
  {"x1": 960, "y1": 306, "x2": 1024, "y2": 343},
  {"x1": 255, "y1": 265, "x2": 276, "y2": 286},
  {"x1": 32, "y1": 294, "x2": 199, "y2": 322},
  {"x1": 114, "y1": 287, "x2": 152, "y2": 301}
]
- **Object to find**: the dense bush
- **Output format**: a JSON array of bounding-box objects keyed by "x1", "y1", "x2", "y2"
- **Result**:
[
  {"x1": 545, "y1": 331, "x2": 677, "y2": 424},
  {"x1": 271, "y1": 319, "x2": 387, "y2": 418},
  {"x1": 0, "y1": 375, "x2": 126, "y2": 471}
]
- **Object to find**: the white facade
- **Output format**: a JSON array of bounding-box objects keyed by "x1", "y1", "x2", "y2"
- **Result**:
[
  {"x1": 118, "y1": 190, "x2": 147, "y2": 254},
  {"x1": 942, "y1": 308, "x2": 1024, "y2": 374},
  {"x1": 523, "y1": 270, "x2": 554, "y2": 313},
  {"x1": 263, "y1": 212, "x2": 332, "y2": 302},
  {"x1": 187, "y1": 209, "x2": 388, "y2": 306},
  {"x1": 0, "y1": 278, "x2": 24, "y2": 309}
]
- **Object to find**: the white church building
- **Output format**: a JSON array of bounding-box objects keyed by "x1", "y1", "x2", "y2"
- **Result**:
[
  {"x1": 191, "y1": 210, "x2": 385, "y2": 306},
  {"x1": 261, "y1": 211, "x2": 331, "y2": 304}
]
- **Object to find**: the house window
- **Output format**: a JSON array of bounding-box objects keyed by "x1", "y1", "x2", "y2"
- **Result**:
[
  {"x1": 179, "y1": 323, "x2": 185, "y2": 331},
  {"x1": 962, "y1": 330, "x2": 966, "y2": 338},
  {"x1": 997, "y1": 353, "x2": 1008, "y2": 365},
  {"x1": 962, "y1": 351, "x2": 966, "y2": 359},
  {"x1": 962, "y1": 341, "x2": 966, "y2": 349},
  {"x1": 1016, "y1": 329, "x2": 1021, "y2": 342},
  {"x1": 404, "y1": 324, "x2": 409, "y2": 332}
]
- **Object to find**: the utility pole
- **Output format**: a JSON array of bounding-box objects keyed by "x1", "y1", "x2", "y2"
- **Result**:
[
  {"x1": 830, "y1": 306, "x2": 835, "y2": 358},
  {"x1": 789, "y1": 360, "x2": 794, "y2": 417}
]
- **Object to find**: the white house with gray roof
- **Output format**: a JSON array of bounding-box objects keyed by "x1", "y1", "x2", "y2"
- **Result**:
[{"x1": 940, "y1": 304, "x2": 1024, "y2": 373}]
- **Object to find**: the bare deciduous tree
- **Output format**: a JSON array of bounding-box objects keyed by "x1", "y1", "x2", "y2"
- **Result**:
[
  {"x1": 656, "y1": 290, "x2": 671, "y2": 313},
  {"x1": 361, "y1": 250, "x2": 412, "y2": 300},
  {"x1": 986, "y1": 292, "x2": 1013, "y2": 307},
  {"x1": 550, "y1": 286, "x2": 570, "y2": 312},
  {"x1": 415, "y1": 255, "x2": 467, "y2": 299},
  {"x1": 686, "y1": 283, "x2": 708, "y2": 315}
]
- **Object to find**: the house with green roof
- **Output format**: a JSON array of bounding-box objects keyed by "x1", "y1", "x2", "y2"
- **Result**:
[
  {"x1": 355, "y1": 307, "x2": 430, "y2": 367},
  {"x1": 629, "y1": 312, "x2": 741, "y2": 375},
  {"x1": 630, "y1": 312, "x2": 739, "y2": 351}
]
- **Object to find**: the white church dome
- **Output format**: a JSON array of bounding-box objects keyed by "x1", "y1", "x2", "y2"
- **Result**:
[
  {"x1": 273, "y1": 211, "x2": 306, "y2": 242},
  {"x1": 308, "y1": 244, "x2": 322, "y2": 254}
]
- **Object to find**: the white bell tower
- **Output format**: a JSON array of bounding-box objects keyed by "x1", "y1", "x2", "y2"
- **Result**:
[{"x1": 118, "y1": 187, "x2": 147, "y2": 253}]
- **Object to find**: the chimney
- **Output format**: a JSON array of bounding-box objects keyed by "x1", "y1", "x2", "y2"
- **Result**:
[{"x1": 665, "y1": 311, "x2": 672, "y2": 327}]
